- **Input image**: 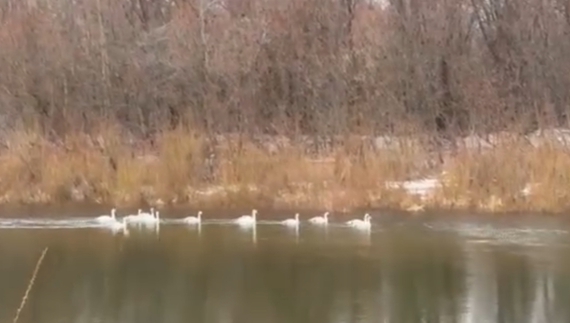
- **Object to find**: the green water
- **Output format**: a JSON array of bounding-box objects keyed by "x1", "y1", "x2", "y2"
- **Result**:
[{"x1": 0, "y1": 212, "x2": 569, "y2": 323}]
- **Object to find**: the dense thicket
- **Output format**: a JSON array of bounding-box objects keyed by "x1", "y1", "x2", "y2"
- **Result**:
[{"x1": 1, "y1": 0, "x2": 569, "y2": 139}]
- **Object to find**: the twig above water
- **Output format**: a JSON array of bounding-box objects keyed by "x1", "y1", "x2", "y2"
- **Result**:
[{"x1": 12, "y1": 247, "x2": 49, "y2": 323}]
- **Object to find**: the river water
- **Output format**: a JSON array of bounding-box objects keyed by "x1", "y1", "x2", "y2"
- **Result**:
[{"x1": 0, "y1": 210, "x2": 569, "y2": 323}]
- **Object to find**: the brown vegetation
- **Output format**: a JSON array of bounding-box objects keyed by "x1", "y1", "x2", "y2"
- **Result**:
[
  {"x1": 0, "y1": 0, "x2": 569, "y2": 213},
  {"x1": 1, "y1": 128, "x2": 570, "y2": 214}
]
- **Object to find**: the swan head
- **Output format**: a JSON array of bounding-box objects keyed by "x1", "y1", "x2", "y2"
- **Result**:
[
  {"x1": 111, "y1": 208, "x2": 116, "y2": 218},
  {"x1": 323, "y1": 212, "x2": 329, "y2": 219},
  {"x1": 150, "y1": 207, "x2": 155, "y2": 215},
  {"x1": 364, "y1": 213, "x2": 371, "y2": 222},
  {"x1": 197, "y1": 211, "x2": 203, "y2": 218},
  {"x1": 155, "y1": 211, "x2": 160, "y2": 220},
  {"x1": 137, "y1": 209, "x2": 142, "y2": 215},
  {"x1": 252, "y1": 209, "x2": 257, "y2": 219},
  {"x1": 295, "y1": 213, "x2": 299, "y2": 220}
]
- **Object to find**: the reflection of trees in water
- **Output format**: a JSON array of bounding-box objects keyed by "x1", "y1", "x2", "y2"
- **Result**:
[
  {"x1": 1, "y1": 229, "x2": 570, "y2": 323},
  {"x1": 459, "y1": 242, "x2": 570, "y2": 323},
  {"x1": 527, "y1": 249, "x2": 570, "y2": 323},
  {"x1": 530, "y1": 269, "x2": 555, "y2": 323},
  {"x1": 460, "y1": 243, "x2": 498, "y2": 323},
  {"x1": 375, "y1": 232, "x2": 465, "y2": 323}
]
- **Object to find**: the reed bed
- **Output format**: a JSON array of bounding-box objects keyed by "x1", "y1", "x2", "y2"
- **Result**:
[{"x1": 0, "y1": 126, "x2": 569, "y2": 214}]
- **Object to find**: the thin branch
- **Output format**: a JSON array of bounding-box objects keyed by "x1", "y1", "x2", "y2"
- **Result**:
[{"x1": 13, "y1": 247, "x2": 49, "y2": 323}]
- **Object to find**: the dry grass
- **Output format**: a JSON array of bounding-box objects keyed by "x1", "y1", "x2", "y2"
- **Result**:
[
  {"x1": 1, "y1": 125, "x2": 570, "y2": 214},
  {"x1": 13, "y1": 247, "x2": 48, "y2": 323},
  {"x1": 428, "y1": 137, "x2": 570, "y2": 213}
]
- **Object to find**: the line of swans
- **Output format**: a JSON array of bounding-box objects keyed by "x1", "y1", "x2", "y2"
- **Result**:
[
  {"x1": 96, "y1": 208, "x2": 159, "y2": 233},
  {"x1": 95, "y1": 208, "x2": 373, "y2": 234}
]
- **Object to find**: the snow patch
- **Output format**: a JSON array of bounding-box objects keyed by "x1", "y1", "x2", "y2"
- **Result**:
[{"x1": 385, "y1": 178, "x2": 441, "y2": 198}]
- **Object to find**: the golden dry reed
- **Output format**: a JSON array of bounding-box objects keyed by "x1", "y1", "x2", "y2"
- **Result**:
[
  {"x1": 13, "y1": 247, "x2": 49, "y2": 323},
  {"x1": 0, "y1": 126, "x2": 568, "y2": 214}
]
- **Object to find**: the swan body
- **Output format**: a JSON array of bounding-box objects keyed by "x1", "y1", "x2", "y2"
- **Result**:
[
  {"x1": 96, "y1": 208, "x2": 117, "y2": 223},
  {"x1": 127, "y1": 208, "x2": 158, "y2": 224},
  {"x1": 138, "y1": 207, "x2": 155, "y2": 220},
  {"x1": 346, "y1": 213, "x2": 371, "y2": 230},
  {"x1": 124, "y1": 209, "x2": 142, "y2": 223},
  {"x1": 107, "y1": 217, "x2": 127, "y2": 230},
  {"x1": 106, "y1": 217, "x2": 129, "y2": 235},
  {"x1": 309, "y1": 212, "x2": 329, "y2": 225},
  {"x1": 281, "y1": 213, "x2": 300, "y2": 227},
  {"x1": 141, "y1": 210, "x2": 160, "y2": 224},
  {"x1": 183, "y1": 211, "x2": 202, "y2": 225},
  {"x1": 234, "y1": 209, "x2": 257, "y2": 226}
]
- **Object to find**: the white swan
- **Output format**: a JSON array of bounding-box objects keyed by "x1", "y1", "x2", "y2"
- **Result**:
[
  {"x1": 281, "y1": 213, "x2": 300, "y2": 227},
  {"x1": 234, "y1": 209, "x2": 257, "y2": 226},
  {"x1": 96, "y1": 208, "x2": 117, "y2": 223},
  {"x1": 106, "y1": 217, "x2": 129, "y2": 235},
  {"x1": 346, "y1": 213, "x2": 371, "y2": 230},
  {"x1": 127, "y1": 208, "x2": 156, "y2": 224},
  {"x1": 183, "y1": 211, "x2": 202, "y2": 225},
  {"x1": 309, "y1": 212, "x2": 329, "y2": 225},
  {"x1": 138, "y1": 207, "x2": 155, "y2": 220},
  {"x1": 141, "y1": 210, "x2": 160, "y2": 225},
  {"x1": 124, "y1": 209, "x2": 142, "y2": 223}
]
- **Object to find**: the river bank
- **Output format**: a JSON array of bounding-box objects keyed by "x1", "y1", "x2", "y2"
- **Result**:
[{"x1": 1, "y1": 127, "x2": 570, "y2": 214}]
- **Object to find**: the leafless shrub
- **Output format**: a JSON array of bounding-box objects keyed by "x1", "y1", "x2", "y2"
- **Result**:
[{"x1": 0, "y1": 0, "x2": 569, "y2": 211}]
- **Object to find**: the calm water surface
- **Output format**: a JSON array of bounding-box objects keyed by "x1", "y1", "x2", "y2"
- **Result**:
[{"x1": 0, "y1": 210, "x2": 569, "y2": 323}]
